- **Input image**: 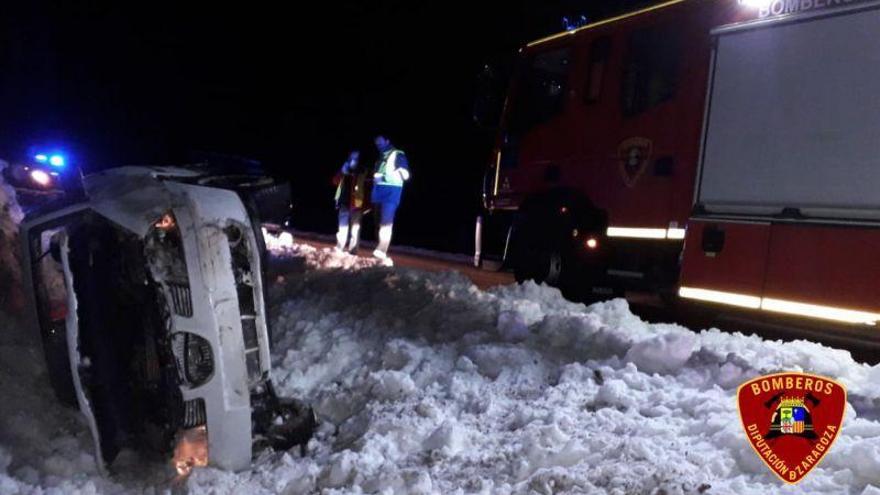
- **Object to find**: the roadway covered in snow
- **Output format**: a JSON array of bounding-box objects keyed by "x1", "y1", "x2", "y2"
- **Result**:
[{"x1": 2, "y1": 236, "x2": 880, "y2": 494}]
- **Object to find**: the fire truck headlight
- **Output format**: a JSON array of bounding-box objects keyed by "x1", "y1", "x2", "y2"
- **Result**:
[
  {"x1": 585, "y1": 237, "x2": 599, "y2": 250},
  {"x1": 739, "y1": 0, "x2": 773, "y2": 9},
  {"x1": 30, "y1": 169, "x2": 52, "y2": 187},
  {"x1": 34, "y1": 154, "x2": 48, "y2": 163}
]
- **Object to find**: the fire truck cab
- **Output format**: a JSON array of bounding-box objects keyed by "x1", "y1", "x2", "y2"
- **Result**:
[
  {"x1": 679, "y1": 0, "x2": 880, "y2": 329},
  {"x1": 481, "y1": 0, "x2": 752, "y2": 299},
  {"x1": 480, "y1": 0, "x2": 875, "y2": 311}
]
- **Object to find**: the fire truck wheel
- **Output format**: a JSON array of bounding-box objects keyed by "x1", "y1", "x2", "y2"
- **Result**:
[{"x1": 513, "y1": 245, "x2": 565, "y2": 287}]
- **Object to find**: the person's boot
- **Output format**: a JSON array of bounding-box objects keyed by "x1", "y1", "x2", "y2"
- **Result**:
[
  {"x1": 373, "y1": 225, "x2": 394, "y2": 266},
  {"x1": 376, "y1": 225, "x2": 393, "y2": 254},
  {"x1": 347, "y1": 224, "x2": 361, "y2": 255},
  {"x1": 335, "y1": 226, "x2": 349, "y2": 253},
  {"x1": 372, "y1": 249, "x2": 393, "y2": 266}
]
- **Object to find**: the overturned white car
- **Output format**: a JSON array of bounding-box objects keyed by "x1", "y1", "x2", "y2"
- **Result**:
[{"x1": 18, "y1": 166, "x2": 314, "y2": 474}]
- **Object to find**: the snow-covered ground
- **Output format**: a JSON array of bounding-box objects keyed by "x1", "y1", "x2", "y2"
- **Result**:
[{"x1": 2, "y1": 217, "x2": 880, "y2": 493}]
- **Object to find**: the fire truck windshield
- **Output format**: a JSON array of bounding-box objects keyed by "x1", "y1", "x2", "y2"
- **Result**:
[{"x1": 506, "y1": 46, "x2": 572, "y2": 139}]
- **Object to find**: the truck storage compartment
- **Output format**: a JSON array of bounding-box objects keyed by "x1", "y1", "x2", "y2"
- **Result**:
[
  {"x1": 681, "y1": 3, "x2": 880, "y2": 326},
  {"x1": 762, "y1": 223, "x2": 880, "y2": 319},
  {"x1": 697, "y1": 5, "x2": 880, "y2": 219},
  {"x1": 679, "y1": 220, "x2": 770, "y2": 305}
]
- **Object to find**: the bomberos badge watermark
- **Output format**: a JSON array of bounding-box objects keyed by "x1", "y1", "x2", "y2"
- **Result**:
[{"x1": 737, "y1": 372, "x2": 846, "y2": 484}]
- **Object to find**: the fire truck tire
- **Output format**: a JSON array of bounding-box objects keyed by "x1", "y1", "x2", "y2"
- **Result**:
[
  {"x1": 510, "y1": 188, "x2": 606, "y2": 295},
  {"x1": 513, "y1": 246, "x2": 564, "y2": 286}
]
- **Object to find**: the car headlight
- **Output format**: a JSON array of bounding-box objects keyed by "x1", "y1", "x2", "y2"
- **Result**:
[{"x1": 172, "y1": 332, "x2": 214, "y2": 387}]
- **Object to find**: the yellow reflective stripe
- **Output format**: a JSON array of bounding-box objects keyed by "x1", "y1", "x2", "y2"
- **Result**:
[
  {"x1": 606, "y1": 227, "x2": 686, "y2": 240},
  {"x1": 679, "y1": 286, "x2": 880, "y2": 326},
  {"x1": 377, "y1": 150, "x2": 404, "y2": 186},
  {"x1": 666, "y1": 228, "x2": 687, "y2": 240},
  {"x1": 527, "y1": 0, "x2": 690, "y2": 48},
  {"x1": 760, "y1": 298, "x2": 880, "y2": 326},
  {"x1": 678, "y1": 286, "x2": 762, "y2": 309},
  {"x1": 493, "y1": 150, "x2": 502, "y2": 197},
  {"x1": 387, "y1": 150, "x2": 397, "y2": 171}
]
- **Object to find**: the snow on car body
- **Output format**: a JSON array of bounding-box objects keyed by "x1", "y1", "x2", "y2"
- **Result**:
[{"x1": 18, "y1": 166, "x2": 313, "y2": 474}]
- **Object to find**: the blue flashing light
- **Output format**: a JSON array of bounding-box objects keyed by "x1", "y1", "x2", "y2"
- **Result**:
[
  {"x1": 35, "y1": 154, "x2": 48, "y2": 163},
  {"x1": 48, "y1": 154, "x2": 65, "y2": 167},
  {"x1": 562, "y1": 14, "x2": 589, "y2": 31}
]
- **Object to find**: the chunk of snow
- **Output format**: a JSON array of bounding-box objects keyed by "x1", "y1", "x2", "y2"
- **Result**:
[{"x1": 625, "y1": 331, "x2": 697, "y2": 374}]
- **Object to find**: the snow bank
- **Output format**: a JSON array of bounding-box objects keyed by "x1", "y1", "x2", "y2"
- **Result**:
[
  {"x1": 0, "y1": 162, "x2": 24, "y2": 314},
  {"x1": 266, "y1": 231, "x2": 383, "y2": 271},
  {"x1": 254, "y1": 261, "x2": 880, "y2": 495},
  {"x1": 0, "y1": 238, "x2": 879, "y2": 494}
]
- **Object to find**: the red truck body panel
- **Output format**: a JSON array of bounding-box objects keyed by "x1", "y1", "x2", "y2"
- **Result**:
[
  {"x1": 680, "y1": 220, "x2": 771, "y2": 296},
  {"x1": 679, "y1": 1, "x2": 880, "y2": 326},
  {"x1": 763, "y1": 225, "x2": 880, "y2": 313},
  {"x1": 487, "y1": 0, "x2": 880, "y2": 327},
  {"x1": 489, "y1": 1, "x2": 747, "y2": 230}
]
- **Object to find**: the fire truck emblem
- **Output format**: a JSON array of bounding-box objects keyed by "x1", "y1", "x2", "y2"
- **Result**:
[
  {"x1": 617, "y1": 137, "x2": 652, "y2": 187},
  {"x1": 737, "y1": 372, "x2": 846, "y2": 484}
]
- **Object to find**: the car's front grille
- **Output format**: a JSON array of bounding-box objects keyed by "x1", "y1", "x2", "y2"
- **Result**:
[
  {"x1": 183, "y1": 398, "x2": 207, "y2": 428},
  {"x1": 168, "y1": 282, "x2": 193, "y2": 317},
  {"x1": 225, "y1": 225, "x2": 264, "y2": 387},
  {"x1": 241, "y1": 316, "x2": 258, "y2": 349}
]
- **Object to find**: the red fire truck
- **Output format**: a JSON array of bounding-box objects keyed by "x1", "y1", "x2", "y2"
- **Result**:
[
  {"x1": 478, "y1": 0, "x2": 877, "y2": 318},
  {"x1": 678, "y1": 0, "x2": 880, "y2": 330}
]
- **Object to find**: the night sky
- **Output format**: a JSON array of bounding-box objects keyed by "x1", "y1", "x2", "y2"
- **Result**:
[{"x1": 2, "y1": 0, "x2": 660, "y2": 253}]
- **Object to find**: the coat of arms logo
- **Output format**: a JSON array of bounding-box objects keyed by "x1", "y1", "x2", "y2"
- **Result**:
[
  {"x1": 617, "y1": 137, "x2": 653, "y2": 187},
  {"x1": 737, "y1": 372, "x2": 846, "y2": 484}
]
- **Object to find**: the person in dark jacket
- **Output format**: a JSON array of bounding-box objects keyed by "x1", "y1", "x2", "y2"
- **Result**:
[
  {"x1": 371, "y1": 135, "x2": 410, "y2": 261},
  {"x1": 334, "y1": 151, "x2": 368, "y2": 253}
]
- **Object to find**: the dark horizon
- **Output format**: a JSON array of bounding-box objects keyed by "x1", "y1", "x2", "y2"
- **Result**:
[{"x1": 2, "y1": 0, "x2": 661, "y2": 253}]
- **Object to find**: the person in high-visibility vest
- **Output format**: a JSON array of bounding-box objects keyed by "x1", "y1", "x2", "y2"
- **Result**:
[
  {"x1": 333, "y1": 150, "x2": 368, "y2": 254},
  {"x1": 371, "y1": 135, "x2": 410, "y2": 261}
]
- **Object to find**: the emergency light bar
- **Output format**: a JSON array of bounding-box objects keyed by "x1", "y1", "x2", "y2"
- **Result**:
[
  {"x1": 49, "y1": 155, "x2": 65, "y2": 167},
  {"x1": 34, "y1": 153, "x2": 66, "y2": 168}
]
